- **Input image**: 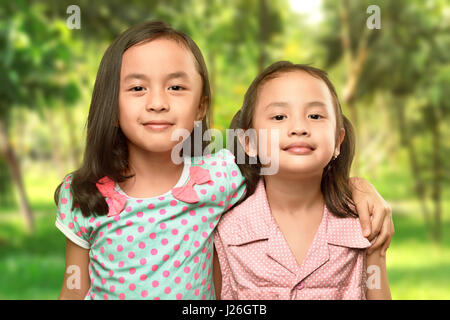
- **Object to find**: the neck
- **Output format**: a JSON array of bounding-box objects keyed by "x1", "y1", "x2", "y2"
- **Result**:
[
  {"x1": 119, "y1": 144, "x2": 185, "y2": 198},
  {"x1": 263, "y1": 171, "x2": 324, "y2": 217}
]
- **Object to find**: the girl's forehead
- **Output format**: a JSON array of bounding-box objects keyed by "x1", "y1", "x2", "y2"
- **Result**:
[
  {"x1": 257, "y1": 70, "x2": 333, "y2": 104},
  {"x1": 121, "y1": 38, "x2": 200, "y2": 79}
]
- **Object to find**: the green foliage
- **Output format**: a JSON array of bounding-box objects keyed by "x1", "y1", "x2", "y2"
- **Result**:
[{"x1": 0, "y1": 0, "x2": 81, "y2": 119}]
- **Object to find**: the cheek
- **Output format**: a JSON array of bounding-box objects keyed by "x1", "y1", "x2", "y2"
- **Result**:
[
  {"x1": 175, "y1": 93, "x2": 201, "y2": 116},
  {"x1": 176, "y1": 105, "x2": 197, "y2": 132},
  {"x1": 315, "y1": 130, "x2": 338, "y2": 162},
  {"x1": 254, "y1": 126, "x2": 282, "y2": 162},
  {"x1": 118, "y1": 96, "x2": 141, "y2": 129}
]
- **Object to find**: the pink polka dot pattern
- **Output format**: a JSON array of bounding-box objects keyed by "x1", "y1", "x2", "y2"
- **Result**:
[
  {"x1": 55, "y1": 149, "x2": 246, "y2": 300},
  {"x1": 214, "y1": 180, "x2": 372, "y2": 300}
]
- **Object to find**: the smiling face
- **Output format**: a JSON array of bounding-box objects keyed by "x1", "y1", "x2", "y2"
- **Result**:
[
  {"x1": 118, "y1": 38, "x2": 207, "y2": 154},
  {"x1": 251, "y1": 70, "x2": 345, "y2": 177}
]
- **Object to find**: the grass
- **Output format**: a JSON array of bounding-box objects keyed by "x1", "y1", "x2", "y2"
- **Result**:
[
  {"x1": 0, "y1": 204, "x2": 66, "y2": 300},
  {"x1": 386, "y1": 215, "x2": 450, "y2": 299}
]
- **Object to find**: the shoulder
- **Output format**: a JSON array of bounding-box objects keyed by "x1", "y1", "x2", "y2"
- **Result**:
[
  {"x1": 191, "y1": 148, "x2": 238, "y2": 170},
  {"x1": 189, "y1": 149, "x2": 237, "y2": 183},
  {"x1": 216, "y1": 179, "x2": 267, "y2": 243},
  {"x1": 190, "y1": 149, "x2": 246, "y2": 208},
  {"x1": 326, "y1": 208, "x2": 372, "y2": 249},
  {"x1": 55, "y1": 173, "x2": 92, "y2": 249},
  {"x1": 57, "y1": 173, "x2": 75, "y2": 205}
]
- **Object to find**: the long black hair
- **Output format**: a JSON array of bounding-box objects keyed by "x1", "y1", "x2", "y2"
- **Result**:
[{"x1": 54, "y1": 21, "x2": 212, "y2": 217}]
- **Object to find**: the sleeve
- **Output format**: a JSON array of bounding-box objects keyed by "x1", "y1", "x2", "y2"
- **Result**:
[
  {"x1": 55, "y1": 174, "x2": 92, "y2": 249},
  {"x1": 213, "y1": 228, "x2": 234, "y2": 299},
  {"x1": 218, "y1": 148, "x2": 246, "y2": 210}
]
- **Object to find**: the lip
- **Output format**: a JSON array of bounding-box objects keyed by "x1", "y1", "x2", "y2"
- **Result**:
[
  {"x1": 142, "y1": 120, "x2": 174, "y2": 132},
  {"x1": 282, "y1": 141, "x2": 315, "y2": 155}
]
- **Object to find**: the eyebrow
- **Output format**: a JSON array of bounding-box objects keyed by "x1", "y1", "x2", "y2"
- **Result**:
[
  {"x1": 305, "y1": 101, "x2": 328, "y2": 108},
  {"x1": 264, "y1": 101, "x2": 328, "y2": 110},
  {"x1": 123, "y1": 71, "x2": 190, "y2": 82},
  {"x1": 123, "y1": 73, "x2": 150, "y2": 82},
  {"x1": 264, "y1": 101, "x2": 289, "y2": 110},
  {"x1": 165, "y1": 71, "x2": 190, "y2": 81}
]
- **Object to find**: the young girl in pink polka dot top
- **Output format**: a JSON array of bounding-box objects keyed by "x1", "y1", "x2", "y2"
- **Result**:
[
  {"x1": 54, "y1": 21, "x2": 245, "y2": 300},
  {"x1": 214, "y1": 62, "x2": 392, "y2": 300}
]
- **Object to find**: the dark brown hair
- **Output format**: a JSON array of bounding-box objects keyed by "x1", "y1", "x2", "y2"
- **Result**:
[
  {"x1": 54, "y1": 21, "x2": 212, "y2": 217},
  {"x1": 230, "y1": 61, "x2": 357, "y2": 218}
]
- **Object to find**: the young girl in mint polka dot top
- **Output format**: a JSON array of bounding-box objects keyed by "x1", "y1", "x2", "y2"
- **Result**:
[{"x1": 54, "y1": 21, "x2": 245, "y2": 300}]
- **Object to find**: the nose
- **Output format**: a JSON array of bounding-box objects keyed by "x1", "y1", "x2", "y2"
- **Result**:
[
  {"x1": 148, "y1": 104, "x2": 169, "y2": 112},
  {"x1": 288, "y1": 121, "x2": 310, "y2": 137},
  {"x1": 146, "y1": 89, "x2": 169, "y2": 112}
]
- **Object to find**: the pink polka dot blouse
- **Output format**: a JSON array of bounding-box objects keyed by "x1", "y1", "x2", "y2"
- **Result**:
[
  {"x1": 214, "y1": 179, "x2": 372, "y2": 300},
  {"x1": 55, "y1": 149, "x2": 245, "y2": 300}
]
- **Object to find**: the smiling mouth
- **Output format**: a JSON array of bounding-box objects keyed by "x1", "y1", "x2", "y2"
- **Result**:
[
  {"x1": 282, "y1": 143, "x2": 315, "y2": 155},
  {"x1": 143, "y1": 121, "x2": 174, "y2": 132}
]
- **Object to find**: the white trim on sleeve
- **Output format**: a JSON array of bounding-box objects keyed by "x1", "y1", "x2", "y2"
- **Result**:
[{"x1": 55, "y1": 218, "x2": 91, "y2": 249}]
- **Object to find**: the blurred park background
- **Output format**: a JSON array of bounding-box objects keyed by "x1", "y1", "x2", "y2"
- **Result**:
[{"x1": 0, "y1": 0, "x2": 449, "y2": 299}]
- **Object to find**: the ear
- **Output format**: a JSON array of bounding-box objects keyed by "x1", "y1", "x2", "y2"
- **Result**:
[
  {"x1": 196, "y1": 96, "x2": 209, "y2": 121},
  {"x1": 237, "y1": 130, "x2": 258, "y2": 158},
  {"x1": 334, "y1": 128, "x2": 345, "y2": 157}
]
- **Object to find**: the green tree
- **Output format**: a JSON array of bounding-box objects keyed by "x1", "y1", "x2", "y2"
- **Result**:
[
  {"x1": 0, "y1": 1, "x2": 80, "y2": 232},
  {"x1": 321, "y1": 0, "x2": 450, "y2": 242}
]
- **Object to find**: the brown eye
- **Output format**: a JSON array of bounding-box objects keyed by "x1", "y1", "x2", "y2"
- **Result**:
[
  {"x1": 168, "y1": 85, "x2": 184, "y2": 91},
  {"x1": 308, "y1": 114, "x2": 322, "y2": 120},
  {"x1": 131, "y1": 86, "x2": 145, "y2": 92},
  {"x1": 272, "y1": 115, "x2": 286, "y2": 121}
]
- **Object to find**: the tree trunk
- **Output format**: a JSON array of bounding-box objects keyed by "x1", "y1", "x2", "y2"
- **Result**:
[
  {"x1": 394, "y1": 97, "x2": 432, "y2": 233},
  {"x1": 62, "y1": 106, "x2": 81, "y2": 169},
  {"x1": 45, "y1": 108, "x2": 66, "y2": 179},
  {"x1": 430, "y1": 106, "x2": 442, "y2": 243},
  {"x1": 338, "y1": 0, "x2": 370, "y2": 175},
  {"x1": 0, "y1": 118, "x2": 34, "y2": 233},
  {"x1": 258, "y1": 0, "x2": 268, "y2": 72}
]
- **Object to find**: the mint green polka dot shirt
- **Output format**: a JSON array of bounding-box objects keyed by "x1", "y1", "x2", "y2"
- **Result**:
[{"x1": 55, "y1": 149, "x2": 246, "y2": 300}]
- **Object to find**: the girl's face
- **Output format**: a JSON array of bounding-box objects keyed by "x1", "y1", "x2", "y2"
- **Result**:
[
  {"x1": 251, "y1": 70, "x2": 344, "y2": 177},
  {"x1": 118, "y1": 38, "x2": 207, "y2": 154}
]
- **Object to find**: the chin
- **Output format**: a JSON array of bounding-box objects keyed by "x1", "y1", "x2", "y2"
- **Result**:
[
  {"x1": 129, "y1": 139, "x2": 178, "y2": 154},
  {"x1": 277, "y1": 160, "x2": 326, "y2": 177}
]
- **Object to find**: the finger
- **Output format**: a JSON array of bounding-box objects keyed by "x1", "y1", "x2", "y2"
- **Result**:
[
  {"x1": 381, "y1": 237, "x2": 391, "y2": 257},
  {"x1": 368, "y1": 205, "x2": 387, "y2": 241},
  {"x1": 381, "y1": 217, "x2": 395, "y2": 256},
  {"x1": 368, "y1": 217, "x2": 389, "y2": 255},
  {"x1": 356, "y1": 202, "x2": 372, "y2": 238}
]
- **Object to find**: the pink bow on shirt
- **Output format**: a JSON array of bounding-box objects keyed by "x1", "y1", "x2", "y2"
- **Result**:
[
  {"x1": 171, "y1": 166, "x2": 212, "y2": 204},
  {"x1": 96, "y1": 176, "x2": 128, "y2": 217}
]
